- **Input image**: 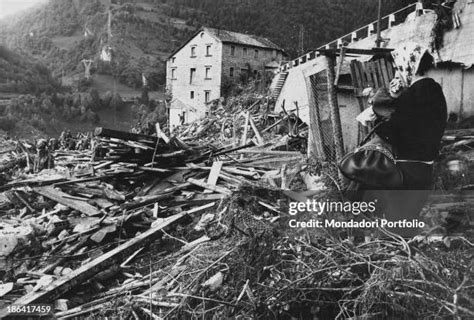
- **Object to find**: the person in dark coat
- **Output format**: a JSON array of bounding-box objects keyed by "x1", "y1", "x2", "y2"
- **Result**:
[
  {"x1": 375, "y1": 45, "x2": 447, "y2": 189},
  {"x1": 352, "y1": 43, "x2": 447, "y2": 238}
]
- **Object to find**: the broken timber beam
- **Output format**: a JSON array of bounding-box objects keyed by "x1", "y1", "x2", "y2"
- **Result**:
[
  {"x1": 94, "y1": 127, "x2": 158, "y2": 143},
  {"x1": 241, "y1": 111, "x2": 250, "y2": 146},
  {"x1": 204, "y1": 161, "x2": 223, "y2": 193},
  {"x1": 34, "y1": 186, "x2": 100, "y2": 216},
  {"x1": 187, "y1": 178, "x2": 232, "y2": 195},
  {"x1": 248, "y1": 116, "x2": 264, "y2": 145},
  {"x1": 0, "y1": 212, "x2": 187, "y2": 316}
]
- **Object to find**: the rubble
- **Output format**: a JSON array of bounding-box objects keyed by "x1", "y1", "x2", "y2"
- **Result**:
[
  {"x1": 0, "y1": 121, "x2": 308, "y2": 318},
  {"x1": 0, "y1": 121, "x2": 472, "y2": 319}
]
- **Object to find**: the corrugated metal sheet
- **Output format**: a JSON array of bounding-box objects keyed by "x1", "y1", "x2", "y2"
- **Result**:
[{"x1": 439, "y1": 0, "x2": 474, "y2": 67}]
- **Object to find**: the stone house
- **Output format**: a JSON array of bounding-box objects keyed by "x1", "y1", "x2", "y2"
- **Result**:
[{"x1": 166, "y1": 27, "x2": 286, "y2": 130}]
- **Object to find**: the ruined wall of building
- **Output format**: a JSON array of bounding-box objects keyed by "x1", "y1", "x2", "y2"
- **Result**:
[
  {"x1": 275, "y1": 58, "x2": 360, "y2": 153},
  {"x1": 221, "y1": 43, "x2": 283, "y2": 81},
  {"x1": 428, "y1": 68, "x2": 474, "y2": 118}
]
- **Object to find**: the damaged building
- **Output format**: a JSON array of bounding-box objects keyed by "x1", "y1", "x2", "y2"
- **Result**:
[
  {"x1": 271, "y1": 0, "x2": 474, "y2": 158},
  {"x1": 166, "y1": 27, "x2": 286, "y2": 131}
]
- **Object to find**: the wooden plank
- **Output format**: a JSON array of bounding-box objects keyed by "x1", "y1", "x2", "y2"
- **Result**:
[
  {"x1": 204, "y1": 161, "x2": 223, "y2": 194},
  {"x1": 385, "y1": 59, "x2": 394, "y2": 80},
  {"x1": 374, "y1": 61, "x2": 382, "y2": 88},
  {"x1": 378, "y1": 59, "x2": 390, "y2": 88},
  {"x1": 155, "y1": 122, "x2": 170, "y2": 144},
  {"x1": 375, "y1": 59, "x2": 385, "y2": 88},
  {"x1": 349, "y1": 60, "x2": 361, "y2": 89},
  {"x1": 235, "y1": 149, "x2": 301, "y2": 156},
  {"x1": 363, "y1": 62, "x2": 374, "y2": 87},
  {"x1": 358, "y1": 61, "x2": 368, "y2": 88},
  {"x1": 187, "y1": 178, "x2": 232, "y2": 195},
  {"x1": 369, "y1": 62, "x2": 380, "y2": 88},
  {"x1": 94, "y1": 127, "x2": 157, "y2": 143},
  {"x1": 172, "y1": 194, "x2": 224, "y2": 206},
  {"x1": 241, "y1": 111, "x2": 250, "y2": 146},
  {"x1": 33, "y1": 186, "x2": 100, "y2": 216},
  {"x1": 0, "y1": 213, "x2": 187, "y2": 316},
  {"x1": 248, "y1": 116, "x2": 264, "y2": 145},
  {"x1": 352, "y1": 61, "x2": 362, "y2": 88},
  {"x1": 334, "y1": 47, "x2": 346, "y2": 86}
]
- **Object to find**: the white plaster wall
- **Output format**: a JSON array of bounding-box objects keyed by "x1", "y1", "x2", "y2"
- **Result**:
[
  {"x1": 166, "y1": 31, "x2": 223, "y2": 128},
  {"x1": 428, "y1": 68, "x2": 474, "y2": 118}
]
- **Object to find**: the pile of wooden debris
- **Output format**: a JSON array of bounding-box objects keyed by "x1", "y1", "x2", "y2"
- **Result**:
[
  {"x1": 0, "y1": 125, "x2": 307, "y2": 318},
  {"x1": 174, "y1": 96, "x2": 307, "y2": 153},
  {"x1": 0, "y1": 125, "x2": 473, "y2": 319}
]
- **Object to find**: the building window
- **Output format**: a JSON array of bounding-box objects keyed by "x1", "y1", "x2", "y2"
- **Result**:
[
  {"x1": 229, "y1": 67, "x2": 234, "y2": 77},
  {"x1": 206, "y1": 44, "x2": 212, "y2": 56},
  {"x1": 190, "y1": 91, "x2": 194, "y2": 99},
  {"x1": 255, "y1": 49, "x2": 259, "y2": 58},
  {"x1": 171, "y1": 68, "x2": 177, "y2": 80},
  {"x1": 190, "y1": 68, "x2": 196, "y2": 84},
  {"x1": 205, "y1": 66, "x2": 211, "y2": 79},
  {"x1": 205, "y1": 90, "x2": 210, "y2": 103},
  {"x1": 231, "y1": 46, "x2": 235, "y2": 56},
  {"x1": 171, "y1": 57, "x2": 176, "y2": 64},
  {"x1": 191, "y1": 46, "x2": 196, "y2": 57},
  {"x1": 243, "y1": 47, "x2": 247, "y2": 56}
]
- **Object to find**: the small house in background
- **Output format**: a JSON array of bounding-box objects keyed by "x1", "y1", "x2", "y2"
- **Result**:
[
  {"x1": 271, "y1": 0, "x2": 474, "y2": 158},
  {"x1": 166, "y1": 27, "x2": 286, "y2": 131}
]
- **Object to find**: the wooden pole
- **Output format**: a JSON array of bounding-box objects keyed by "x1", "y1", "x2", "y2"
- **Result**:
[
  {"x1": 304, "y1": 74, "x2": 325, "y2": 159},
  {"x1": 325, "y1": 55, "x2": 345, "y2": 174},
  {"x1": 376, "y1": 0, "x2": 382, "y2": 47}
]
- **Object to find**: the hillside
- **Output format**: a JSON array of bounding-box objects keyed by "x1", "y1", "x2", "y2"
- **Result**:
[
  {"x1": 0, "y1": 0, "x2": 416, "y2": 91},
  {"x1": 0, "y1": 45, "x2": 59, "y2": 94},
  {"x1": 169, "y1": 0, "x2": 415, "y2": 57},
  {"x1": 0, "y1": 0, "x2": 192, "y2": 91}
]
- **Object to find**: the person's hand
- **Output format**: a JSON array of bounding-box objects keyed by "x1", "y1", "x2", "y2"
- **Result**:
[
  {"x1": 356, "y1": 106, "x2": 376, "y2": 127},
  {"x1": 389, "y1": 76, "x2": 404, "y2": 98}
]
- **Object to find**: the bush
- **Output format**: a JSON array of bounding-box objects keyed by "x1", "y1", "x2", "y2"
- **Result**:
[{"x1": 0, "y1": 116, "x2": 16, "y2": 131}]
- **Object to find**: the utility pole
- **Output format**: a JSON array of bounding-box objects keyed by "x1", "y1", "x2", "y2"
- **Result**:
[
  {"x1": 298, "y1": 24, "x2": 304, "y2": 56},
  {"x1": 81, "y1": 59, "x2": 93, "y2": 79},
  {"x1": 107, "y1": 0, "x2": 112, "y2": 44},
  {"x1": 375, "y1": 0, "x2": 383, "y2": 47}
]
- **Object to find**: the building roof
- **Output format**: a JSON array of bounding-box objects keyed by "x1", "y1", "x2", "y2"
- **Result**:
[
  {"x1": 203, "y1": 27, "x2": 283, "y2": 51},
  {"x1": 168, "y1": 27, "x2": 285, "y2": 60}
]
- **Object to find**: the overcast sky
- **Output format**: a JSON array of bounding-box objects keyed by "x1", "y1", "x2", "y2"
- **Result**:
[{"x1": 0, "y1": 0, "x2": 48, "y2": 19}]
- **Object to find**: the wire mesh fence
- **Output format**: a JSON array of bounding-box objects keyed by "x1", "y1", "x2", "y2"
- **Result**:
[{"x1": 305, "y1": 69, "x2": 344, "y2": 186}]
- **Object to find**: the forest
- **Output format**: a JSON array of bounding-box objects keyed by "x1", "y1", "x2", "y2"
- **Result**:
[
  {"x1": 0, "y1": 45, "x2": 59, "y2": 94},
  {"x1": 0, "y1": 0, "x2": 417, "y2": 89},
  {"x1": 0, "y1": 0, "x2": 419, "y2": 136},
  {"x1": 166, "y1": 0, "x2": 415, "y2": 57}
]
